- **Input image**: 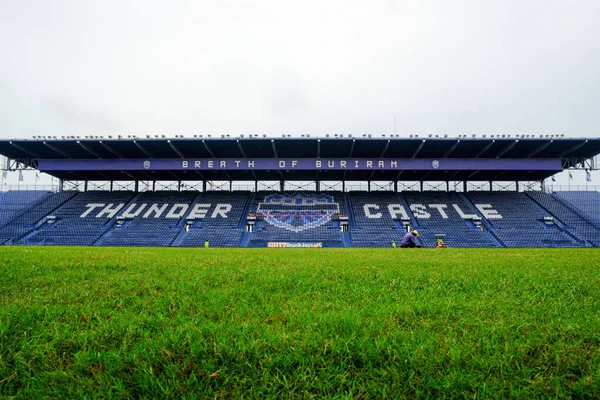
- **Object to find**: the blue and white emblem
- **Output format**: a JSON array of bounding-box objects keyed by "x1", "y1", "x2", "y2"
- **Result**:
[
  {"x1": 432, "y1": 159, "x2": 440, "y2": 169},
  {"x1": 257, "y1": 193, "x2": 340, "y2": 232},
  {"x1": 143, "y1": 160, "x2": 151, "y2": 169}
]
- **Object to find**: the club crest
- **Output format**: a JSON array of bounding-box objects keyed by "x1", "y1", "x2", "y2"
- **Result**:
[
  {"x1": 432, "y1": 159, "x2": 440, "y2": 169},
  {"x1": 257, "y1": 193, "x2": 340, "y2": 232},
  {"x1": 143, "y1": 160, "x2": 151, "y2": 169}
]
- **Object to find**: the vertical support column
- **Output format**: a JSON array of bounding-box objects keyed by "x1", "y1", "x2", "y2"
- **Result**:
[
  {"x1": 463, "y1": 181, "x2": 467, "y2": 192},
  {"x1": 540, "y1": 179, "x2": 545, "y2": 193},
  {"x1": 84, "y1": 180, "x2": 88, "y2": 192},
  {"x1": 316, "y1": 181, "x2": 320, "y2": 192},
  {"x1": 152, "y1": 181, "x2": 156, "y2": 192},
  {"x1": 58, "y1": 179, "x2": 64, "y2": 192},
  {"x1": 254, "y1": 181, "x2": 258, "y2": 192},
  {"x1": 110, "y1": 181, "x2": 113, "y2": 192},
  {"x1": 394, "y1": 181, "x2": 398, "y2": 192},
  {"x1": 368, "y1": 181, "x2": 371, "y2": 192},
  {"x1": 516, "y1": 181, "x2": 520, "y2": 192},
  {"x1": 134, "y1": 181, "x2": 139, "y2": 192},
  {"x1": 178, "y1": 181, "x2": 181, "y2": 192},
  {"x1": 342, "y1": 181, "x2": 346, "y2": 192},
  {"x1": 419, "y1": 181, "x2": 423, "y2": 192},
  {"x1": 229, "y1": 180, "x2": 232, "y2": 191},
  {"x1": 489, "y1": 181, "x2": 492, "y2": 192},
  {"x1": 279, "y1": 180, "x2": 284, "y2": 192},
  {"x1": 202, "y1": 180, "x2": 206, "y2": 192},
  {"x1": 446, "y1": 181, "x2": 450, "y2": 192}
]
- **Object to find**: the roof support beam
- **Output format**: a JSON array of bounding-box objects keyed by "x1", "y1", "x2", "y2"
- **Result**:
[
  {"x1": 496, "y1": 140, "x2": 518, "y2": 158},
  {"x1": 475, "y1": 140, "x2": 495, "y2": 158},
  {"x1": 380, "y1": 140, "x2": 390, "y2": 158},
  {"x1": 9, "y1": 142, "x2": 41, "y2": 159},
  {"x1": 121, "y1": 171, "x2": 137, "y2": 180},
  {"x1": 465, "y1": 170, "x2": 479, "y2": 181},
  {"x1": 271, "y1": 140, "x2": 279, "y2": 158},
  {"x1": 317, "y1": 139, "x2": 321, "y2": 158},
  {"x1": 99, "y1": 141, "x2": 122, "y2": 158},
  {"x1": 348, "y1": 140, "x2": 355, "y2": 157},
  {"x1": 411, "y1": 140, "x2": 425, "y2": 159},
  {"x1": 43, "y1": 141, "x2": 71, "y2": 158},
  {"x1": 168, "y1": 140, "x2": 185, "y2": 158},
  {"x1": 194, "y1": 170, "x2": 205, "y2": 180},
  {"x1": 442, "y1": 140, "x2": 460, "y2": 158},
  {"x1": 395, "y1": 170, "x2": 404, "y2": 180},
  {"x1": 202, "y1": 140, "x2": 215, "y2": 158},
  {"x1": 237, "y1": 140, "x2": 257, "y2": 181},
  {"x1": 527, "y1": 140, "x2": 552, "y2": 158},
  {"x1": 134, "y1": 141, "x2": 153, "y2": 158},
  {"x1": 558, "y1": 140, "x2": 587, "y2": 158},
  {"x1": 492, "y1": 170, "x2": 508, "y2": 180},
  {"x1": 77, "y1": 141, "x2": 102, "y2": 158}
]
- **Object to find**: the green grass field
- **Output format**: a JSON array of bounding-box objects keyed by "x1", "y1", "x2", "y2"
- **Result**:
[{"x1": 1, "y1": 247, "x2": 599, "y2": 398}]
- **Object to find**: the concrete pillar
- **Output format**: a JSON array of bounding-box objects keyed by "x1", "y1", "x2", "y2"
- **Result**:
[
  {"x1": 110, "y1": 181, "x2": 113, "y2": 192},
  {"x1": 84, "y1": 180, "x2": 88, "y2": 192},
  {"x1": 420, "y1": 181, "x2": 423, "y2": 192},
  {"x1": 280, "y1": 180, "x2": 284, "y2": 192},
  {"x1": 202, "y1": 180, "x2": 206, "y2": 192},
  {"x1": 394, "y1": 181, "x2": 398, "y2": 192},
  {"x1": 463, "y1": 181, "x2": 467, "y2": 192},
  {"x1": 134, "y1": 181, "x2": 138, "y2": 192}
]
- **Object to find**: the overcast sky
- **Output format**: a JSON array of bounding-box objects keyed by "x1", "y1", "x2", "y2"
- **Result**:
[
  {"x1": 0, "y1": 0, "x2": 599, "y2": 185},
  {"x1": 1, "y1": 0, "x2": 600, "y2": 139}
]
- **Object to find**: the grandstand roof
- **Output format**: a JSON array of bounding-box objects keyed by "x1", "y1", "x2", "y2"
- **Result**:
[{"x1": 1, "y1": 137, "x2": 599, "y2": 182}]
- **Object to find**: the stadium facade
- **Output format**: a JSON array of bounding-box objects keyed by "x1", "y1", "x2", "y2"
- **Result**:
[{"x1": 0, "y1": 136, "x2": 599, "y2": 248}]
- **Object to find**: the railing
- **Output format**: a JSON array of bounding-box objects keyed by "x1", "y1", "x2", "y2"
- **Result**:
[
  {"x1": 2, "y1": 182, "x2": 599, "y2": 193},
  {"x1": 546, "y1": 185, "x2": 600, "y2": 192}
]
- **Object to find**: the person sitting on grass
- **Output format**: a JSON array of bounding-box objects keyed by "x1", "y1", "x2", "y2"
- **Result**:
[{"x1": 400, "y1": 230, "x2": 422, "y2": 248}]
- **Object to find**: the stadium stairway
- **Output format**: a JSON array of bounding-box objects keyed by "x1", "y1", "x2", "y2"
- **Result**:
[
  {"x1": 98, "y1": 191, "x2": 197, "y2": 247},
  {"x1": 457, "y1": 193, "x2": 505, "y2": 247},
  {"x1": 168, "y1": 192, "x2": 204, "y2": 247},
  {"x1": 93, "y1": 192, "x2": 145, "y2": 245}
]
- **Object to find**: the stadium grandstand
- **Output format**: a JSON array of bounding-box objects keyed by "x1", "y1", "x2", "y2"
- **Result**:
[{"x1": 0, "y1": 135, "x2": 599, "y2": 248}]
